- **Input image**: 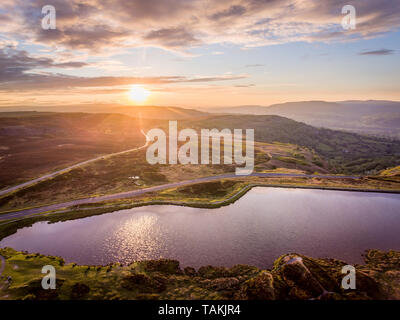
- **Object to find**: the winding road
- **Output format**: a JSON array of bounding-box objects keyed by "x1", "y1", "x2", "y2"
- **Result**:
[
  {"x1": 0, "y1": 130, "x2": 150, "y2": 197},
  {"x1": 0, "y1": 129, "x2": 364, "y2": 222},
  {"x1": 0, "y1": 172, "x2": 360, "y2": 221}
]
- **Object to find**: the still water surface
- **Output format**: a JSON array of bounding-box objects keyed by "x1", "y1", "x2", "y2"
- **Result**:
[{"x1": 1, "y1": 188, "x2": 399, "y2": 268}]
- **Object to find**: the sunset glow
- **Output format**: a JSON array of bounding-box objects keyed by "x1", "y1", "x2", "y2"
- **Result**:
[
  {"x1": 0, "y1": 0, "x2": 399, "y2": 108},
  {"x1": 129, "y1": 86, "x2": 151, "y2": 103}
]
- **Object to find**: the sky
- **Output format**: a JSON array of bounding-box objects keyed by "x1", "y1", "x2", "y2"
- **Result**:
[{"x1": 0, "y1": 0, "x2": 400, "y2": 109}]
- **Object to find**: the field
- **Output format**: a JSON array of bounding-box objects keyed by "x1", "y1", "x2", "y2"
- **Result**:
[
  {"x1": 185, "y1": 115, "x2": 400, "y2": 174},
  {"x1": 0, "y1": 136, "x2": 331, "y2": 213},
  {"x1": 0, "y1": 111, "x2": 399, "y2": 214},
  {"x1": 0, "y1": 112, "x2": 160, "y2": 189}
]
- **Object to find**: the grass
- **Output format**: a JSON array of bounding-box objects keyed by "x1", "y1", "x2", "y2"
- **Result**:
[
  {"x1": 0, "y1": 140, "x2": 331, "y2": 213},
  {"x1": 1, "y1": 247, "x2": 399, "y2": 300},
  {"x1": 0, "y1": 112, "x2": 160, "y2": 189},
  {"x1": 380, "y1": 166, "x2": 400, "y2": 176},
  {"x1": 275, "y1": 156, "x2": 308, "y2": 166},
  {"x1": 0, "y1": 112, "x2": 399, "y2": 216},
  {"x1": 1, "y1": 174, "x2": 399, "y2": 244},
  {"x1": 185, "y1": 114, "x2": 400, "y2": 174}
]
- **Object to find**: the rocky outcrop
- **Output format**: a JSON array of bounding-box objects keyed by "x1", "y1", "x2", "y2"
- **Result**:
[
  {"x1": 1, "y1": 248, "x2": 399, "y2": 300},
  {"x1": 238, "y1": 271, "x2": 275, "y2": 300}
]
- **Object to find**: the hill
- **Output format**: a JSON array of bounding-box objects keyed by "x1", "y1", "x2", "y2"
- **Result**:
[
  {"x1": 185, "y1": 114, "x2": 400, "y2": 174},
  {"x1": 1, "y1": 111, "x2": 400, "y2": 193},
  {"x1": 0, "y1": 104, "x2": 209, "y2": 120},
  {"x1": 0, "y1": 112, "x2": 399, "y2": 212},
  {"x1": 110, "y1": 106, "x2": 208, "y2": 119},
  {"x1": 207, "y1": 100, "x2": 400, "y2": 138},
  {"x1": 0, "y1": 112, "x2": 160, "y2": 189}
]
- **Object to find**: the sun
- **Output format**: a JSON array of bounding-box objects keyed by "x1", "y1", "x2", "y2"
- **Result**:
[{"x1": 129, "y1": 85, "x2": 150, "y2": 103}]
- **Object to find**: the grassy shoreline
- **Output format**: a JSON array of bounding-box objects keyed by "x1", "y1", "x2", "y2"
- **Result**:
[
  {"x1": 1, "y1": 175, "x2": 399, "y2": 216},
  {"x1": 1, "y1": 247, "x2": 399, "y2": 300},
  {"x1": 1, "y1": 180, "x2": 399, "y2": 300},
  {"x1": 0, "y1": 178, "x2": 399, "y2": 243}
]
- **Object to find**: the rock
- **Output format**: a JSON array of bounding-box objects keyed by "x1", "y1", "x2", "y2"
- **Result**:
[
  {"x1": 355, "y1": 270, "x2": 382, "y2": 299},
  {"x1": 229, "y1": 264, "x2": 260, "y2": 277},
  {"x1": 207, "y1": 277, "x2": 240, "y2": 291},
  {"x1": 364, "y1": 249, "x2": 400, "y2": 271},
  {"x1": 385, "y1": 270, "x2": 400, "y2": 278},
  {"x1": 184, "y1": 267, "x2": 197, "y2": 277},
  {"x1": 238, "y1": 271, "x2": 275, "y2": 300},
  {"x1": 198, "y1": 265, "x2": 230, "y2": 279},
  {"x1": 277, "y1": 255, "x2": 325, "y2": 299},
  {"x1": 70, "y1": 283, "x2": 90, "y2": 299},
  {"x1": 3, "y1": 247, "x2": 400, "y2": 300},
  {"x1": 121, "y1": 273, "x2": 167, "y2": 293},
  {"x1": 139, "y1": 259, "x2": 182, "y2": 275},
  {"x1": 24, "y1": 278, "x2": 65, "y2": 300}
]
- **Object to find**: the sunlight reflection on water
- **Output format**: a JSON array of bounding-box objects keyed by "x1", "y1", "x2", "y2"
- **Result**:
[{"x1": 1, "y1": 188, "x2": 400, "y2": 268}]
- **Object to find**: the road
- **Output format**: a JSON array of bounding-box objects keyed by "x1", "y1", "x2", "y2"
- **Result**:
[
  {"x1": 0, "y1": 130, "x2": 150, "y2": 197},
  {"x1": 0, "y1": 172, "x2": 360, "y2": 221}
]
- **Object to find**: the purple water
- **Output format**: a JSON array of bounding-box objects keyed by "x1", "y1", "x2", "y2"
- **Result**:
[{"x1": 1, "y1": 187, "x2": 399, "y2": 268}]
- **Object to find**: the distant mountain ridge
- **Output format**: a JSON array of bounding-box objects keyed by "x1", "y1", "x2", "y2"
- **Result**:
[
  {"x1": 0, "y1": 104, "x2": 209, "y2": 120},
  {"x1": 3, "y1": 101, "x2": 400, "y2": 137},
  {"x1": 206, "y1": 100, "x2": 400, "y2": 138}
]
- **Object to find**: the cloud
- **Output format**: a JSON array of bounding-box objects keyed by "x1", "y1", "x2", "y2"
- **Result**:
[
  {"x1": 103, "y1": 0, "x2": 196, "y2": 23},
  {"x1": 2, "y1": 0, "x2": 399, "y2": 54},
  {"x1": 0, "y1": 48, "x2": 89, "y2": 82},
  {"x1": 187, "y1": 75, "x2": 247, "y2": 83},
  {"x1": 0, "y1": 74, "x2": 247, "y2": 91},
  {"x1": 246, "y1": 64, "x2": 264, "y2": 67},
  {"x1": 143, "y1": 27, "x2": 200, "y2": 48},
  {"x1": 209, "y1": 5, "x2": 246, "y2": 20},
  {"x1": 0, "y1": 48, "x2": 247, "y2": 91},
  {"x1": 33, "y1": 25, "x2": 131, "y2": 52},
  {"x1": 359, "y1": 49, "x2": 395, "y2": 56},
  {"x1": 234, "y1": 84, "x2": 255, "y2": 87},
  {"x1": 54, "y1": 61, "x2": 89, "y2": 68}
]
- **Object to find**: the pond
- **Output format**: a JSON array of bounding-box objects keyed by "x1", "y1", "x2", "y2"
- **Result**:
[{"x1": 1, "y1": 187, "x2": 399, "y2": 268}]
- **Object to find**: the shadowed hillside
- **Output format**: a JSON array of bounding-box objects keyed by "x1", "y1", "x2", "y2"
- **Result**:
[
  {"x1": 207, "y1": 101, "x2": 400, "y2": 138},
  {"x1": 185, "y1": 114, "x2": 400, "y2": 174},
  {"x1": 0, "y1": 105, "x2": 209, "y2": 120},
  {"x1": 0, "y1": 112, "x2": 160, "y2": 189}
]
